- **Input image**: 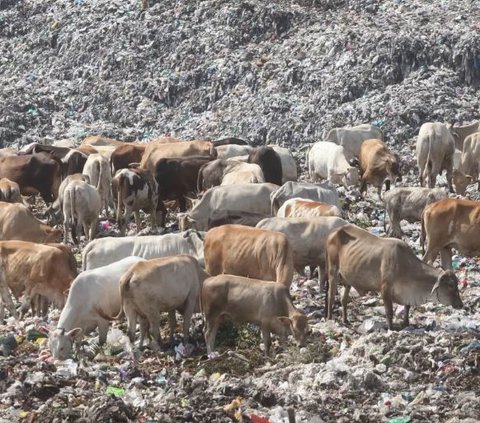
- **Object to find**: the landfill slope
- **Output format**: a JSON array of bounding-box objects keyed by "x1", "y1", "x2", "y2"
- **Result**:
[{"x1": 0, "y1": 0, "x2": 480, "y2": 147}]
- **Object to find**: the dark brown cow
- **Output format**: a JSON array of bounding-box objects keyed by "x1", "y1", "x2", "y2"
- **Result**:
[
  {"x1": 111, "y1": 143, "x2": 147, "y2": 175},
  {"x1": 0, "y1": 153, "x2": 61, "y2": 203},
  {"x1": 248, "y1": 146, "x2": 283, "y2": 185},
  {"x1": 212, "y1": 138, "x2": 249, "y2": 147},
  {"x1": 197, "y1": 159, "x2": 231, "y2": 191}
]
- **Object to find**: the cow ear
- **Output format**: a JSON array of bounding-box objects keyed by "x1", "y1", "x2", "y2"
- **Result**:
[
  {"x1": 66, "y1": 328, "x2": 83, "y2": 339},
  {"x1": 277, "y1": 316, "x2": 292, "y2": 326}
]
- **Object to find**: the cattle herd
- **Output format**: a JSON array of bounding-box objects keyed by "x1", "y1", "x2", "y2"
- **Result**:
[{"x1": 0, "y1": 120, "x2": 478, "y2": 361}]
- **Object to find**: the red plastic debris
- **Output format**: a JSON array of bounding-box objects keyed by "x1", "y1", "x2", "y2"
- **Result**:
[{"x1": 250, "y1": 415, "x2": 271, "y2": 423}]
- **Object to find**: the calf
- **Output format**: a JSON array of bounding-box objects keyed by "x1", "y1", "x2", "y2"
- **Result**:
[
  {"x1": 0, "y1": 241, "x2": 77, "y2": 319},
  {"x1": 83, "y1": 153, "x2": 112, "y2": 216},
  {"x1": 359, "y1": 139, "x2": 401, "y2": 199},
  {"x1": 0, "y1": 178, "x2": 23, "y2": 204},
  {"x1": 204, "y1": 224, "x2": 294, "y2": 287},
  {"x1": 117, "y1": 255, "x2": 207, "y2": 347},
  {"x1": 0, "y1": 202, "x2": 61, "y2": 243},
  {"x1": 277, "y1": 198, "x2": 342, "y2": 218},
  {"x1": 248, "y1": 146, "x2": 282, "y2": 185},
  {"x1": 383, "y1": 187, "x2": 448, "y2": 238},
  {"x1": 202, "y1": 275, "x2": 308, "y2": 356},
  {"x1": 49, "y1": 256, "x2": 146, "y2": 360},
  {"x1": 326, "y1": 224, "x2": 463, "y2": 329}
]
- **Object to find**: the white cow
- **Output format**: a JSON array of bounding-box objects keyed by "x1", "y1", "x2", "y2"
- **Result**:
[
  {"x1": 83, "y1": 153, "x2": 113, "y2": 216},
  {"x1": 459, "y1": 132, "x2": 480, "y2": 189},
  {"x1": 82, "y1": 229, "x2": 206, "y2": 270},
  {"x1": 48, "y1": 256, "x2": 146, "y2": 360},
  {"x1": 308, "y1": 141, "x2": 359, "y2": 186},
  {"x1": 216, "y1": 145, "x2": 253, "y2": 159},
  {"x1": 325, "y1": 124, "x2": 383, "y2": 160},
  {"x1": 268, "y1": 145, "x2": 297, "y2": 183},
  {"x1": 221, "y1": 162, "x2": 265, "y2": 185}
]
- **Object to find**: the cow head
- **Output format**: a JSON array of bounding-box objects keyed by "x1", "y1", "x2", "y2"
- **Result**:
[
  {"x1": 343, "y1": 167, "x2": 360, "y2": 187},
  {"x1": 48, "y1": 327, "x2": 83, "y2": 360},
  {"x1": 452, "y1": 169, "x2": 473, "y2": 196},
  {"x1": 276, "y1": 313, "x2": 309, "y2": 347},
  {"x1": 431, "y1": 270, "x2": 463, "y2": 309},
  {"x1": 386, "y1": 153, "x2": 402, "y2": 184},
  {"x1": 177, "y1": 212, "x2": 193, "y2": 231}
]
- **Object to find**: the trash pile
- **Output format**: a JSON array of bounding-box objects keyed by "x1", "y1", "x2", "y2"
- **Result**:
[{"x1": 0, "y1": 0, "x2": 479, "y2": 148}]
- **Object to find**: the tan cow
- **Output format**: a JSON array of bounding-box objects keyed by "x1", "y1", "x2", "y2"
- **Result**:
[
  {"x1": 277, "y1": 198, "x2": 342, "y2": 218},
  {"x1": 202, "y1": 275, "x2": 309, "y2": 356},
  {"x1": 448, "y1": 121, "x2": 480, "y2": 150},
  {"x1": 0, "y1": 202, "x2": 61, "y2": 243},
  {"x1": 81, "y1": 135, "x2": 125, "y2": 147},
  {"x1": 326, "y1": 224, "x2": 463, "y2": 329},
  {"x1": 0, "y1": 178, "x2": 23, "y2": 204},
  {"x1": 116, "y1": 255, "x2": 207, "y2": 347},
  {"x1": 140, "y1": 140, "x2": 216, "y2": 172},
  {"x1": 360, "y1": 139, "x2": 401, "y2": 199},
  {"x1": 0, "y1": 241, "x2": 77, "y2": 319},
  {"x1": 458, "y1": 132, "x2": 480, "y2": 191},
  {"x1": 416, "y1": 122, "x2": 455, "y2": 192},
  {"x1": 204, "y1": 224, "x2": 294, "y2": 287},
  {"x1": 422, "y1": 198, "x2": 480, "y2": 269}
]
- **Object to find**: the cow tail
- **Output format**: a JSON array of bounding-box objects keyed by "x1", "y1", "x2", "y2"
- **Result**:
[
  {"x1": 116, "y1": 172, "x2": 125, "y2": 223},
  {"x1": 420, "y1": 209, "x2": 427, "y2": 255},
  {"x1": 116, "y1": 269, "x2": 133, "y2": 320},
  {"x1": 81, "y1": 242, "x2": 92, "y2": 271},
  {"x1": 423, "y1": 135, "x2": 432, "y2": 186},
  {"x1": 96, "y1": 160, "x2": 102, "y2": 192},
  {"x1": 307, "y1": 149, "x2": 314, "y2": 179}
]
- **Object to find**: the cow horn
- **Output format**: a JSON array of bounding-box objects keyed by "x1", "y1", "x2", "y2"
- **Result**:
[
  {"x1": 59, "y1": 327, "x2": 65, "y2": 335},
  {"x1": 431, "y1": 279, "x2": 441, "y2": 295}
]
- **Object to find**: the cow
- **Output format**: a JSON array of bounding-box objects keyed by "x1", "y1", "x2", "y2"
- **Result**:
[
  {"x1": 256, "y1": 217, "x2": 348, "y2": 287},
  {"x1": 112, "y1": 167, "x2": 160, "y2": 234},
  {"x1": 49, "y1": 256, "x2": 146, "y2": 360},
  {"x1": 268, "y1": 145, "x2": 298, "y2": 183},
  {"x1": 458, "y1": 132, "x2": 480, "y2": 190},
  {"x1": 416, "y1": 122, "x2": 455, "y2": 192},
  {"x1": 197, "y1": 160, "x2": 263, "y2": 190},
  {"x1": 111, "y1": 143, "x2": 147, "y2": 175},
  {"x1": 277, "y1": 198, "x2": 342, "y2": 218},
  {"x1": 220, "y1": 162, "x2": 265, "y2": 185},
  {"x1": 140, "y1": 140, "x2": 216, "y2": 173},
  {"x1": 0, "y1": 202, "x2": 62, "y2": 243},
  {"x1": 207, "y1": 210, "x2": 269, "y2": 229},
  {"x1": 212, "y1": 138, "x2": 249, "y2": 146},
  {"x1": 154, "y1": 156, "x2": 213, "y2": 212},
  {"x1": 62, "y1": 180, "x2": 101, "y2": 244},
  {"x1": 0, "y1": 178, "x2": 23, "y2": 204},
  {"x1": 270, "y1": 181, "x2": 339, "y2": 216},
  {"x1": 248, "y1": 146, "x2": 282, "y2": 185},
  {"x1": 448, "y1": 121, "x2": 480, "y2": 150},
  {"x1": 113, "y1": 255, "x2": 207, "y2": 348},
  {"x1": 359, "y1": 139, "x2": 401, "y2": 199},
  {"x1": 308, "y1": 141, "x2": 359, "y2": 186},
  {"x1": 202, "y1": 275, "x2": 308, "y2": 356},
  {"x1": 0, "y1": 153, "x2": 61, "y2": 203},
  {"x1": 82, "y1": 229, "x2": 206, "y2": 270},
  {"x1": 326, "y1": 224, "x2": 463, "y2": 329},
  {"x1": 383, "y1": 187, "x2": 448, "y2": 238},
  {"x1": 422, "y1": 198, "x2": 480, "y2": 269},
  {"x1": 83, "y1": 153, "x2": 112, "y2": 216},
  {"x1": 325, "y1": 123, "x2": 383, "y2": 160},
  {"x1": 0, "y1": 241, "x2": 77, "y2": 319},
  {"x1": 81, "y1": 135, "x2": 125, "y2": 147},
  {"x1": 20, "y1": 143, "x2": 87, "y2": 178},
  {"x1": 48, "y1": 173, "x2": 90, "y2": 222},
  {"x1": 216, "y1": 144, "x2": 253, "y2": 159},
  {"x1": 204, "y1": 224, "x2": 294, "y2": 287},
  {"x1": 178, "y1": 183, "x2": 279, "y2": 232}
]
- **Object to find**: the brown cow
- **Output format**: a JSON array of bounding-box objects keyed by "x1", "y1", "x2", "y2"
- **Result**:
[
  {"x1": 0, "y1": 153, "x2": 62, "y2": 203},
  {"x1": 359, "y1": 139, "x2": 401, "y2": 199},
  {"x1": 111, "y1": 144, "x2": 147, "y2": 175},
  {"x1": 202, "y1": 275, "x2": 308, "y2": 356},
  {"x1": 204, "y1": 224, "x2": 294, "y2": 287},
  {"x1": 0, "y1": 202, "x2": 61, "y2": 243},
  {"x1": 0, "y1": 241, "x2": 77, "y2": 319},
  {"x1": 0, "y1": 178, "x2": 23, "y2": 204},
  {"x1": 326, "y1": 224, "x2": 463, "y2": 329},
  {"x1": 422, "y1": 198, "x2": 480, "y2": 269},
  {"x1": 276, "y1": 198, "x2": 342, "y2": 218},
  {"x1": 248, "y1": 146, "x2": 282, "y2": 185},
  {"x1": 81, "y1": 135, "x2": 125, "y2": 147}
]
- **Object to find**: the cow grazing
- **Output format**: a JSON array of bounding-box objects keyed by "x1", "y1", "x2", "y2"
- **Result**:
[
  {"x1": 212, "y1": 138, "x2": 249, "y2": 146},
  {"x1": 359, "y1": 139, "x2": 401, "y2": 199},
  {"x1": 83, "y1": 153, "x2": 112, "y2": 216},
  {"x1": 141, "y1": 140, "x2": 216, "y2": 173},
  {"x1": 82, "y1": 229, "x2": 206, "y2": 270},
  {"x1": 277, "y1": 198, "x2": 342, "y2": 218},
  {"x1": 0, "y1": 178, "x2": 23, "y2": 204},
  {"x1": 270, "y1": 181, "x2": 339, "y2": 216},
  {"x1": 116, "y1": 255, "x2": 207, "y2": 347},
  {"x1": 62, "y1": 180, "x2": 101, "y2": 244},
  {"x1": 308, "y1": 141, "x2": 359, "y2": 186},
  {"x1": 416, "y1": 122, "x2": 455, "y2": 192},
  {"x1": 48, "y1": 173, "x2": 90, "y2": 222},
  {"x1": 422, "y1": 198, "x2": 480, "y2": 269},
  {"x1": 0, "y1": 202, "x2": 61, "y2": 243},
  {"x1": 325, "y1": 123, "x2": 383, "y2": 160},
  {"x1": 383, "y1": 187, "x2": 448, "y2": 238},
  {"x1": 326, "y1": 224, "x2": 463, "y2": 329},
  {"x1": 0, "y1": 241, "x2": 77, "y2": 319},
  {"x1": 111, "y1": 143, "x2": 147, "y2": 175},
  {"x1": 204, "y1": 224, "x2": 294, "y2": 287},
  {"x1": 0, "y1": 153, "x2": 61, "y2": 203},
  {"x1": 178, "y1": 183, "x2": 279, "y2": 232},
  {"x1": 112, "y1": 167, "x2": 160, "y2": 234},
  {"x1": 220, "y1": 162, "x2": 265, "y2": 185},
  {"x1": 448, "y1": 121, "x2": 480, "y2": 150},
  {"x1": 268, "y1": 145, "x2": 298, "y2": 183},
  {"x1": 49, "y1": 256, "x2": 146, "y2": 360},
  {"x1": 248, "y1": 146, "x2": 282, "y2": 185},
  {"x1": 207, "y1": 210, "x2": 269, "y2": 229},
  {"x1": 216, "y1": 144, "x2": 253, "y2": 159},
  {"x1": 202, "y1": 275, "x2": 308, "y2": 356}
]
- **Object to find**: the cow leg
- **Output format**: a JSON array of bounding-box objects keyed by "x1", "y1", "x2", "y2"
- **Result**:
[
  {"x1": 139, "y1": 317, "x2": 150, "y2": 348},
  {"x1": 147, "y1": 313, "x2": 162, "y2": 350},
  {"x1": 124, "y1": 305, "x2": 138, "y2": 344},
  {"x1": 341, "y1": 285, "x2": 351, "y2": 325},
  {"x1": 403, "y1": 305, "x2": 411, "y2": 327},
  {"x1": 204, "y1": 315, "x2": 220, "y2": 354},
  {"x1": 377, "y1": 184, "x2": 383, "y2": 201},
  {"x1": 168, "y1": 310, "x2": 177, "y2": 345},
  {"x1": 19, "y1": 292, "x2": 33, "y2": 319},
  {"x1": 422, "y1": 246, "x2": 440, "y2": 266},
  {"x1": 178, "y1": 197, "x2": 187, "y2": 212},
  {"x1": 150, "y1": 198, "x2": 158, "y2": 231},
  {"x1": 98, "y1": 320, "x2": 109, "y2": 345},
  {"x1": 261, "y1": 326, "x2": 272, "y2": 357},
  {"x1": 182, "y1": 298, "x2": 196, "y2": 345},
  {"x1": 63, "y1": 219, "x2": 70, "y2": 243},
  {"x1": 134, "y1": 211, "x2": 142, "y2": 232},
  {"x1": 0, "y1": 269, "x2": 17, "y2": 319},
  {"x1": 440, "y1": 248, "x2": 453, "y2": 270},
  {"x1": 381, "y1": 285, "x2": 394, "y2": 330},
  {"x1": 88, "y1": 219, "x2": 98, "y2": 241},
  {"x1": 121, "y1": 205, "x2": 133, "y2": 235},
  {"x1": 157, "y1": 200, "x2": 167, "y2": 228}
]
